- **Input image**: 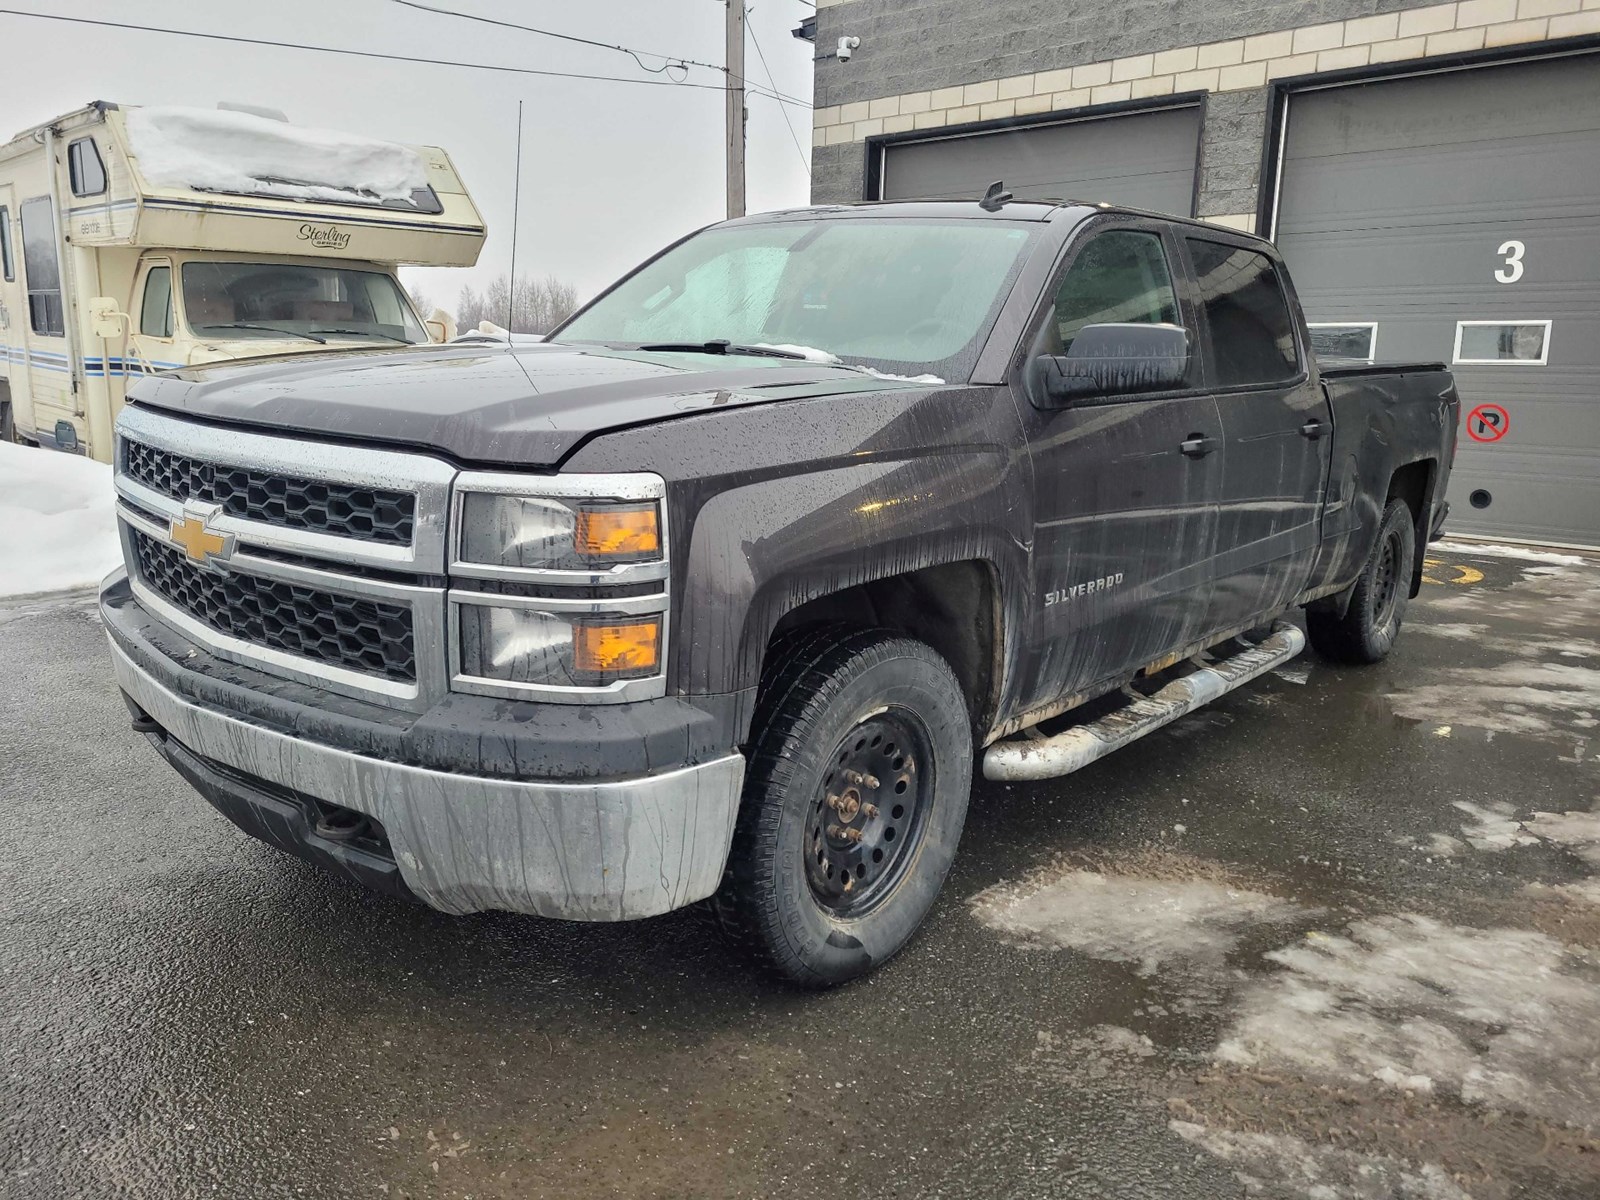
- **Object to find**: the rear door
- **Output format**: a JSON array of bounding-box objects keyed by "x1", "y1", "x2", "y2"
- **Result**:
[
  {"x1": 1012, "y1": 219, "x2": 1222, "y2": 716},
  {"x1": 1181, "y1": 232, "x2": 1331, "y2": 633}
]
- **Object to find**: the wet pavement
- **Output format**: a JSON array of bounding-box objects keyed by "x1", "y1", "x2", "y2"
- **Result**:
[{"x1": 3, "y1": 540, "x2": 1598, "y2": 1199}]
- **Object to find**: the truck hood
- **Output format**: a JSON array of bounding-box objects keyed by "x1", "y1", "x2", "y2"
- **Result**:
[{"x1": 127, "y1": 342, "x2": 923, "y2": 466}]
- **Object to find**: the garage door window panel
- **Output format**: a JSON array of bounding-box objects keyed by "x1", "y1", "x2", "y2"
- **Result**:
[
  {"x1": 1308, "y1": 323, "x2": 1377, "y2": 364},
  {"x1": 1186, "y1": 240, "x2": 1301, "y2": 389},
  {"x1": 1453, "y1": 320, "x2": 1550, "y2": 366}
]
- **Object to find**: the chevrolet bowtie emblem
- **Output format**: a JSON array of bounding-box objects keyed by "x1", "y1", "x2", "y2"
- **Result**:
[{"x1": 168, "y1": 503, "x2": 235, "y2": 569}]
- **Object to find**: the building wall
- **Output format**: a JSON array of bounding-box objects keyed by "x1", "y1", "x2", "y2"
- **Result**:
[{"x1": 808, "y1": 0, "x2": 1600, "y2": 224}]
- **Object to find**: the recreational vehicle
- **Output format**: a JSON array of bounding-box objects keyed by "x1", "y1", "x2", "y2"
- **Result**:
[{"x1": 0, "y1": 101, "x2": 485, "y2": 460}]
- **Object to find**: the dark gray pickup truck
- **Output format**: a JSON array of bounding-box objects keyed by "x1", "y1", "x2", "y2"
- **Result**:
[{"x1": 100, "y1": 198, "x2": 1459, "y2": 985}]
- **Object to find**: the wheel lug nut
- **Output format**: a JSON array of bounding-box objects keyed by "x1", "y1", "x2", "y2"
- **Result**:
[
  {"x1": 826, "y1": 794, "x2": 842, "y2": 811},
  {"x1": 863, "y1": 803, "x2": 879, "y2": 819},
  {"x1": 844, "y1": 828, "x2": 863, "y2": 843},
  {"x1": 844, "y1": 770, "x2": 880, "y2": 789}
]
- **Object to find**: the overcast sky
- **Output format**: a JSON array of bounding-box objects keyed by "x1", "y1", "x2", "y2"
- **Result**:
[{"x1": 0, "y1": 0, "x2": 816, "y2": 311}]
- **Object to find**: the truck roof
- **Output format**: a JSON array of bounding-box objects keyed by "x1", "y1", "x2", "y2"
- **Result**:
[{"x1": 730, "y1": 197, "x2": 1273, "y2": 246}]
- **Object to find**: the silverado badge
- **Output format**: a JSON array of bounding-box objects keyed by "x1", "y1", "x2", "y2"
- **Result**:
[{"x1": 168, "y1": 503, "x2": 235, "y2": 570}]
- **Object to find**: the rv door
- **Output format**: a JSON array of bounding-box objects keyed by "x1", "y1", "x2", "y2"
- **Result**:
[
  {"x1": 0, "y1": 185, "x2": 34, "y2": 441},
  {"x1": 16, "y1": 194, "x2": 76, "y2": 448}
]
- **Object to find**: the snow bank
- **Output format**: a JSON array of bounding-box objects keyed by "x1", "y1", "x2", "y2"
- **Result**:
[
  {"x1": 125, "y1": 106, "x2": 428, "y2": 205},
  {"x1": 1433, "y1": 539, "x2": 1588, "y2": 566},
  {"x1": 0, "y1": 443, "x2": 121, "y2": 598}
]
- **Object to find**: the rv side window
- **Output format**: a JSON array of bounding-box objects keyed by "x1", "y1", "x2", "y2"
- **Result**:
[
  {"x1": 68, "y1": 138, "x2": 108, "y2": 197},
  {"x1": 20, "y1": 197, "x2": 64, "y2": 336},
  {"x1": 0, "y1": 207, "x2": 12, "y2": 282},
  {"x1": 140, "y1": 267, "x2": 174, "y2": 338}
]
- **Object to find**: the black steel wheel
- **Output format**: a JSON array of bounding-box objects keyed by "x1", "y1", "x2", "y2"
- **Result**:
[
  {"x1": 711, "y1": 626, "x2": 971, "y2": 987},
  {"x1": 1307, "y1": 497, "x2": 1416, "y2": 664},
  {"x1": 805, "y1": 710, "x2": 935, "y2": 917}
]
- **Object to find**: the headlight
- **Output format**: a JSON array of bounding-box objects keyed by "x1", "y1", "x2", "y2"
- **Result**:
[
  {"x1": 454, "y1": 480, "x2": 663, "y2": 574},
  {"x1": 448, "y1": 472, "x2": 669, "y2": 702},
  {"x1": 456, "y1": 603, "x2": 662, "y2": 687}
]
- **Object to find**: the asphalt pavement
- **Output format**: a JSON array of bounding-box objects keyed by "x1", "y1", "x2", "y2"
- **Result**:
[{"x1": 3, "y1": 539, "x2": 1598, "y2": 1200}]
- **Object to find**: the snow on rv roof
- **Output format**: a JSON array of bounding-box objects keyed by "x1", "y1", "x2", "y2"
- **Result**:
[{"x1": 123, "y1": 106, "x2": 429, "y2": 206}]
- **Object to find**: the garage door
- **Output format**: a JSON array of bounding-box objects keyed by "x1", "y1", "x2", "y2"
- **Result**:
[
  {"x1": 1274, "y1": 53, "x2": 1600, "y2": 549},
  {"x1": 879, "y1": 104, "x2": 1201, "y2": 216}
]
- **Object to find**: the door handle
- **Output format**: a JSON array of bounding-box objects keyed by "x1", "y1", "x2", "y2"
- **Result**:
[
  {"x1": 1180, "y1": 434, "x2": 1218, "y2": 458},
  {"x1": 1301, "y1": 418, "x2": 1326, "y2": 440}
]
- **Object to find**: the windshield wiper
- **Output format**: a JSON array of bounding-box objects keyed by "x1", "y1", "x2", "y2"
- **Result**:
[
  {"x1": 636, "y1": 339, "x2": 806, "y2": 361},
  {"x1": 309, "y1": 328, "x2": 411, "y2": 344},
  {"x1": 197, "y1": 323, "x2": 326, "y2": 344}
]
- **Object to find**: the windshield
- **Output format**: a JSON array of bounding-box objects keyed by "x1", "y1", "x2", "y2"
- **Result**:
[
  {"x1": 180, "y1": 261, "x2": 428, "y2": 344},
  {"x1": 556, "y1": 218, "x2": 1038, "y2": 380}
]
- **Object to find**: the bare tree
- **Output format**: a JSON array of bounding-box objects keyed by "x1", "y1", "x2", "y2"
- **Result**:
[
  {"x1": 406, "y1": 283, "x2": 432, "y2": 317},
  {"x1": 449, "y1": 274, "x2": 580, "y2": 335}
]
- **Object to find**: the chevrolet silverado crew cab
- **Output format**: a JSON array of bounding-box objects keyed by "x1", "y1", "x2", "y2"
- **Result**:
[{"x1": 100, "y1": 197, "x2": 1459, "y2": 986}]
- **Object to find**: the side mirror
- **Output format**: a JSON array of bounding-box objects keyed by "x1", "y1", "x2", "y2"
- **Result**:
[
  {"x1": 425, "y1": 306, "x2": 456, "y2": 344},
  {"x1": 1033, "y1": 322, "x2": 1190, "y2": 407},
  {"x1": 89, "y1": 297, "x2": 129, "y2": 340}
]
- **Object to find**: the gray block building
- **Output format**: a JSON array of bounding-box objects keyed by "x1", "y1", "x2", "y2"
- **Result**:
[{"x1": 805, "y1": 0, "x2": 1600, "y2": 548}]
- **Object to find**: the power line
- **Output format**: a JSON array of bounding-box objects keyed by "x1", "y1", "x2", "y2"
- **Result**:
[
  {"x1": 748, "y1": 16, "x2": 811, "y2": 178},
  {"x1": 0, "y1": 8, "x2": 809, "y2": 105},
  {"x1": 387, "y1": 0, "x2": 722, "y2": 78}
]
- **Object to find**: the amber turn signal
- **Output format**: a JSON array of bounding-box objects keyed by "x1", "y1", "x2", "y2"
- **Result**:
[
  {"x1": 573, "y1": 619, "x2": 662, "y2": 676},
  {"x1": 574, "y1": 503, "x2": 660, "y2": 558}
]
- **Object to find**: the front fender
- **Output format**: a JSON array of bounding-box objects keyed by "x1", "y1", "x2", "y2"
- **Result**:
[{"x1": 675, "y1": 448, "x2": 1029, "y2": 703}]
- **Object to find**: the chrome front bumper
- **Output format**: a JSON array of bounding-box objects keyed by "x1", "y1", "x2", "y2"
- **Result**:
[{"x1": 110, "y1": 635, "x2": 745, "y2": 921}]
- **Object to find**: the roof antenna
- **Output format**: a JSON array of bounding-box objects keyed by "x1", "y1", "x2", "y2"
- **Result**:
[{"x1": 979, "y1": 180, "x2": 1012, "y2": 211}]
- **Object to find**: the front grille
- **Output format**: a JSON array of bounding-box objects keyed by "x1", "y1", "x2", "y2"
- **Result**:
[
  {"x1": 131, "y1": 528, "x2": 416, "y2": 682},
  {"x1": 123, "y1": 439, "x2": 415, "y2": 546}
]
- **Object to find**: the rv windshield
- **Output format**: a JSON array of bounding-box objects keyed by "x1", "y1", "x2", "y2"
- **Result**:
[{"x1": 180, "y1": 261, "x2": 427, "y2": 345}]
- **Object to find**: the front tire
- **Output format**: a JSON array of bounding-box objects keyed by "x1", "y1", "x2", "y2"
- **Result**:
[
  {"x1": 713, "y1": 627, "x2": 972, "y2": 987},
  {"x1": 1307, "y1": 498, "x2": 1416, "y2": 664}
]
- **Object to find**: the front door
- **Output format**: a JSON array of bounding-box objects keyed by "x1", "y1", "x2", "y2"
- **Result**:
[
  {"x1": 1012, "y1": 220, "x2": 1223, "y2": 717},
  {"x1": 126, "y1": 257, "x2": 178, "y2": 386},
  {"x1": 1180, "y1": 233, "x2": 1331, "y2": 634}
]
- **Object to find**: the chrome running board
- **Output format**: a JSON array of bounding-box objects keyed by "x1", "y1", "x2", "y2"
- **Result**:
[{"x1": 982, "y1": 622, "x2": 1307, "y2": 782}]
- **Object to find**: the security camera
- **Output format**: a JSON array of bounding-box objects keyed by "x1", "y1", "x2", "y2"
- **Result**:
[{"x1": 837, "y1": 36, "x2": 860, "y2": 62}]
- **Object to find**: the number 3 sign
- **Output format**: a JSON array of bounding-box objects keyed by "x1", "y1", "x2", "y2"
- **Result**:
[{"x1": 1495, "y1": 240, "x2": 1525, "y2": 284}]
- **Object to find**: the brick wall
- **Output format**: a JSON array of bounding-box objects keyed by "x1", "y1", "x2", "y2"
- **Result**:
[{"x1": 806, "y1": 0, "x2": 1600, "y2": 221}]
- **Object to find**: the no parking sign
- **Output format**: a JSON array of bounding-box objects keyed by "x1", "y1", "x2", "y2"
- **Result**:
[{"x1": 1466, "y1": 403, "x2": 1509, "y2": 442}]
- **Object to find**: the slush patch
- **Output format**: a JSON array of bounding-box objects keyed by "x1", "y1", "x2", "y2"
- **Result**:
[
  {"x1": 1214, "y1": 914, "x2": 1600, "y2": 1130},
  {"x1": 1169, "y1": 1121, "x2": 1472, "y2": 1200},
  {"x1": 970, "y1": 868, "x2": 1307, "y2": 979}
]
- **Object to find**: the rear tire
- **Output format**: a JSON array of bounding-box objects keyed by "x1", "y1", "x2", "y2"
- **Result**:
[
  {"x1": 712, "y1": 626, "x2": 971, "y2": 987},
  {"x1": 0, "y1": 401, "x2": 14, "y2": 445},
  {"x1": 1307, "y1": 498, "x2": 1416, "y2": 664}
]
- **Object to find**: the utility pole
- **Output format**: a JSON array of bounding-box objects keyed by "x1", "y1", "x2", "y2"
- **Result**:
[{"x1": 725, "y1": 0, "x2": 746, "y2": 218}]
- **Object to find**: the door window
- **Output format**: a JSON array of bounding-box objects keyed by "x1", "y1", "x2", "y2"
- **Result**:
[
  {"x1": 68, "y1": 138, "x2": 108, "y2": 197},
  {"x1": 1186, "y1": 239, "x2": 1300, "y2": 388},
  {"x1": 139, "y1": 266, "x2": 174, "y2": 338},
  {"x1": 1046, "y1": 229, "x2": 1180, "y2": 354},
  {"x1": 20, "y1": 196, "x2": 64, "y2": 336},
  {"x1": 0, "y1": 206, "x2": 12, "y2": 281}
]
